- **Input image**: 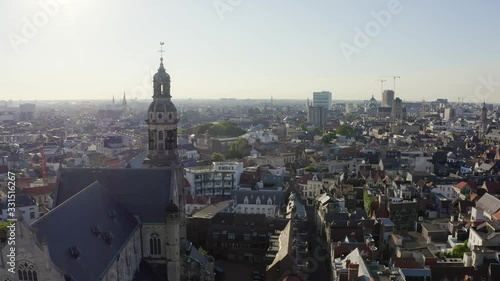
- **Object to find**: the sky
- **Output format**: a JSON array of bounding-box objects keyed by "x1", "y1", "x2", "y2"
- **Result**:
[{"x1": 1, "y1": 0, "x2": 500, "y2": 102}]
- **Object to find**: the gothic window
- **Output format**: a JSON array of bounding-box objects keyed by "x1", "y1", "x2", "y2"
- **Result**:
[
  {"x1": 149, "y1": 232, "x2": 161, "y2": 256},
  {"x1": 158, "y1": 131, "x2": 163, "y2": 141},
  {"x1": 18, "y1": 261, "x2": 38, "y2": 281}
]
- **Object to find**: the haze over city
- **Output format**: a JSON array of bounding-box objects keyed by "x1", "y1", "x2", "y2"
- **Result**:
[{"x1": 2, "y1": 0, "x2": 500, "y2": 101}]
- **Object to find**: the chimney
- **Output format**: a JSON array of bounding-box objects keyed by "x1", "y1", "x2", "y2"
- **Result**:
[
  {"x1": 348, "y1": 263, "x2": 359, "y2": 281},
  {"x1": 426, "y1": 236, "x2": 432, "y2": 244}
]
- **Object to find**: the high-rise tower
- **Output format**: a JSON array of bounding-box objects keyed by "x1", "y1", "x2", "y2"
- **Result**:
[{"x1": 382, "y1": 90, "x2": 395, "y2": 107}]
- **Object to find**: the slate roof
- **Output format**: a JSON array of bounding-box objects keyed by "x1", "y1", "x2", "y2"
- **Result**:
[
  {"x1": 476, "y1": 193, "x2": 500, "y2": 216},
  {"x1": 54, "y1": 167, "x2": 175, "y2": 223},
  {"x1": 231, "y1": 189, "x2": 285, "y2": 205},
  {"x1": 31, "y1": 181, "x2": 140, "y2": 281}
]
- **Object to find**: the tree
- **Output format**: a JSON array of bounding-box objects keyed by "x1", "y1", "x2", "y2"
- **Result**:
[
  {"x1": 322, "y1": 131, "x2": 337, "y2": 144},
  {"x1": 194, "y1": 123, "x2": 214, "y2": 135},
  {"x1": 0, "y1": 221, "x2": 11, "y2": 244},
  {"x1": 198, "y1": 246, "x2": 209, "y2": 256},
  {"x1": 207, "y1": 121, "x2": 246, "y2": 137},
  {"x1": 364, "y1": 189, "x2": 376, "y2": 217},
  {"x1": 451, "y1": 243, "x2": 469, "y2": 257},
  {"x1": 305, "y1": 166, "x2": 318, "y2": 172},
  {"x1": 211, "y1": 152, "x2": 225, "y2": 162},
  {"x1": 248, "y1": 107, "x2": 261, "y2": 115},
  {"x1": 336, "y1": 124, "x2": 354, "y2": 136},
  {"x1": 228, "y1": 138, "x2": 249, "y2": 159}
]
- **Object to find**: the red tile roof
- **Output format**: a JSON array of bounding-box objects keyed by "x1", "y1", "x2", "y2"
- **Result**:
[
  {"x1": 20, "y1": 183, "x2": 56, "y2": 195},
  {"x1": 296, "y1": 174, "x2": 313, "y2": 185},
  {"x1": 492, "y1": 210, "x2": 500, "y2": 221},
  {"x1": 393, "y1": 257, "x2": 422, "y2": 269}
]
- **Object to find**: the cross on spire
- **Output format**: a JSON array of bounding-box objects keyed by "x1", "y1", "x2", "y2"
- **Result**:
[{"x1": 158, "y1": 42, "x2": 165, "y2": 59}]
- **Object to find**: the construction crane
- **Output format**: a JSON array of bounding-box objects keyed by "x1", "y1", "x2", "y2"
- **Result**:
[
  {"x1": 375, "y1": 79, "x2": 386, "y2": 94},
  {"x1": 383, "y1": 76, "x2": 401, "y2": 92}
]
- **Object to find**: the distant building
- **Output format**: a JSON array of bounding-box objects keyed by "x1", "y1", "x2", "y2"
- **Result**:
[
  {"x1": 96, "y1": 135, "x2": 130, "y2": 157},
  {"x1": 184, "y1": 161, "x2": 244, "y2": 196},
  {"x1": 381, "y1": 90, "x2": 395, "y2": 107},
  {"x1": 1, "y1": 194, "x2": 39, "y2": 225},
  {"x1": 231, "y1": 189, "x2": 285, "y2": 217},
  {"x1": 19, "y1": 103, "x2": 36, "y2": 121},
  {"x1": 444, "y1": 106, "x2": 455, "y2": 121},
  {"x1": 313, "y1": 91, "x2": 332, "y2": 110},
  {"x1": 307, "y1": 104, "x2": 326, "y2": 128},
  {"x1": 391, "y1": 97, "x2": 405, "y2": 122}
]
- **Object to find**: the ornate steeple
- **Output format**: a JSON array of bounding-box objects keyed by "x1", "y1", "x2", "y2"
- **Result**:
[
  {"x1": 122, "y1": 92, "x2": 127, "y2": 107},
  {"x1": 481, "y1": 101, "x2": 488, "y2": 137},
  {"x1": 144, "y1": 42, "x2": 179, "y2": 166}
]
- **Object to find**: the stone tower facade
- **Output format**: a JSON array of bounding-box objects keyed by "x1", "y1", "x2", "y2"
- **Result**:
[
  {"x1": 391, "y1": 97, "x2": 403, "y2": 122},
  {"x1": 481, "y1": 102, "x2": 488, "y2": 136},
  {"x1": 144, "y1": 50, "x2": 187, "y2": 280},
  {"x1": 166, "y1": 202, "x2": 181, "y2": 281}
]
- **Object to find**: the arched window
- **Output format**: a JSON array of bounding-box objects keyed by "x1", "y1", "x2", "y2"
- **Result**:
[
  {"x1": 149, "y1": 232, "x2": 161, "y2": 256},
  {"x1": 18, "y1": 261, "x2": 38, "y2": 281},
  {"x1": 158, "y1": 131, "x2": 163, "y2": 141}
]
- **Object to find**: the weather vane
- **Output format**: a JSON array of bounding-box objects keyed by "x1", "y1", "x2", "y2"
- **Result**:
[{"x1": 159, "y1": 42, "x2": 165, "y2": 58}]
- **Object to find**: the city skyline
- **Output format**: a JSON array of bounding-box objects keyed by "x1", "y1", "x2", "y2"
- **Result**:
[{"x1": 2, "y1": 1, "x2": 500, "y2": 102}]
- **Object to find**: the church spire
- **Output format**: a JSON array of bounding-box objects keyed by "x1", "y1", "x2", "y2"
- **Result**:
[
  {"x1": 112, "y1": 95, "x2": 115, "y2": 104},
  {"x1": 153, "y1": 42, "x2": 171, "y2": 99},
  {"x1": 122, "y1": 92, "x2": 127, "y2": 107},
  {"x1": 144, "y1": 42, "x2": 179, "y2": 166}
]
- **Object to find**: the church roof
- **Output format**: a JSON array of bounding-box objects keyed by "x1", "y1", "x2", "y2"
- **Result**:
[
  {"x1": 54, "y1": 167, "x2": 175, "y2": 223},
  {"x1": 32, "y1": 181, "x2": 139, "y2": 281}
]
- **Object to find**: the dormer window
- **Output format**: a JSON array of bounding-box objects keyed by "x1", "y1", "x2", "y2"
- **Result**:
[
  {"x1": 244, "y1": 196, "x2": 249, "y2": 205},
  {"x1": 169, "y1": 113, "x2": 173, "y2": 119}
]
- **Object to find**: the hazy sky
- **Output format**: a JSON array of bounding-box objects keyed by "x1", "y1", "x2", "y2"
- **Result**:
[{"x1": 2, "y1": 0, "x2": 500, "y2": 102}]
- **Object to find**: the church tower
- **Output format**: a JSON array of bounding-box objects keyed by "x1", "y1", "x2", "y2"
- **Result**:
[
  {"x1": 166, "y1": 201, "x2": 181, "y2": 281},
  {"x1": 481, "y1": 102, "x2": 488, "y2": 137},
  {"x1": 145, "y1": 50, "x2": 179, "y2": 166},
  {"x1": 143, "y1": 44, "x2": 187, "y2": 274}
]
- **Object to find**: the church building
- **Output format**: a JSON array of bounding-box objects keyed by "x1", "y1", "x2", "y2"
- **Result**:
[{"x1": 0, "y1": 49, "x2": 214, "y2": 281}]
